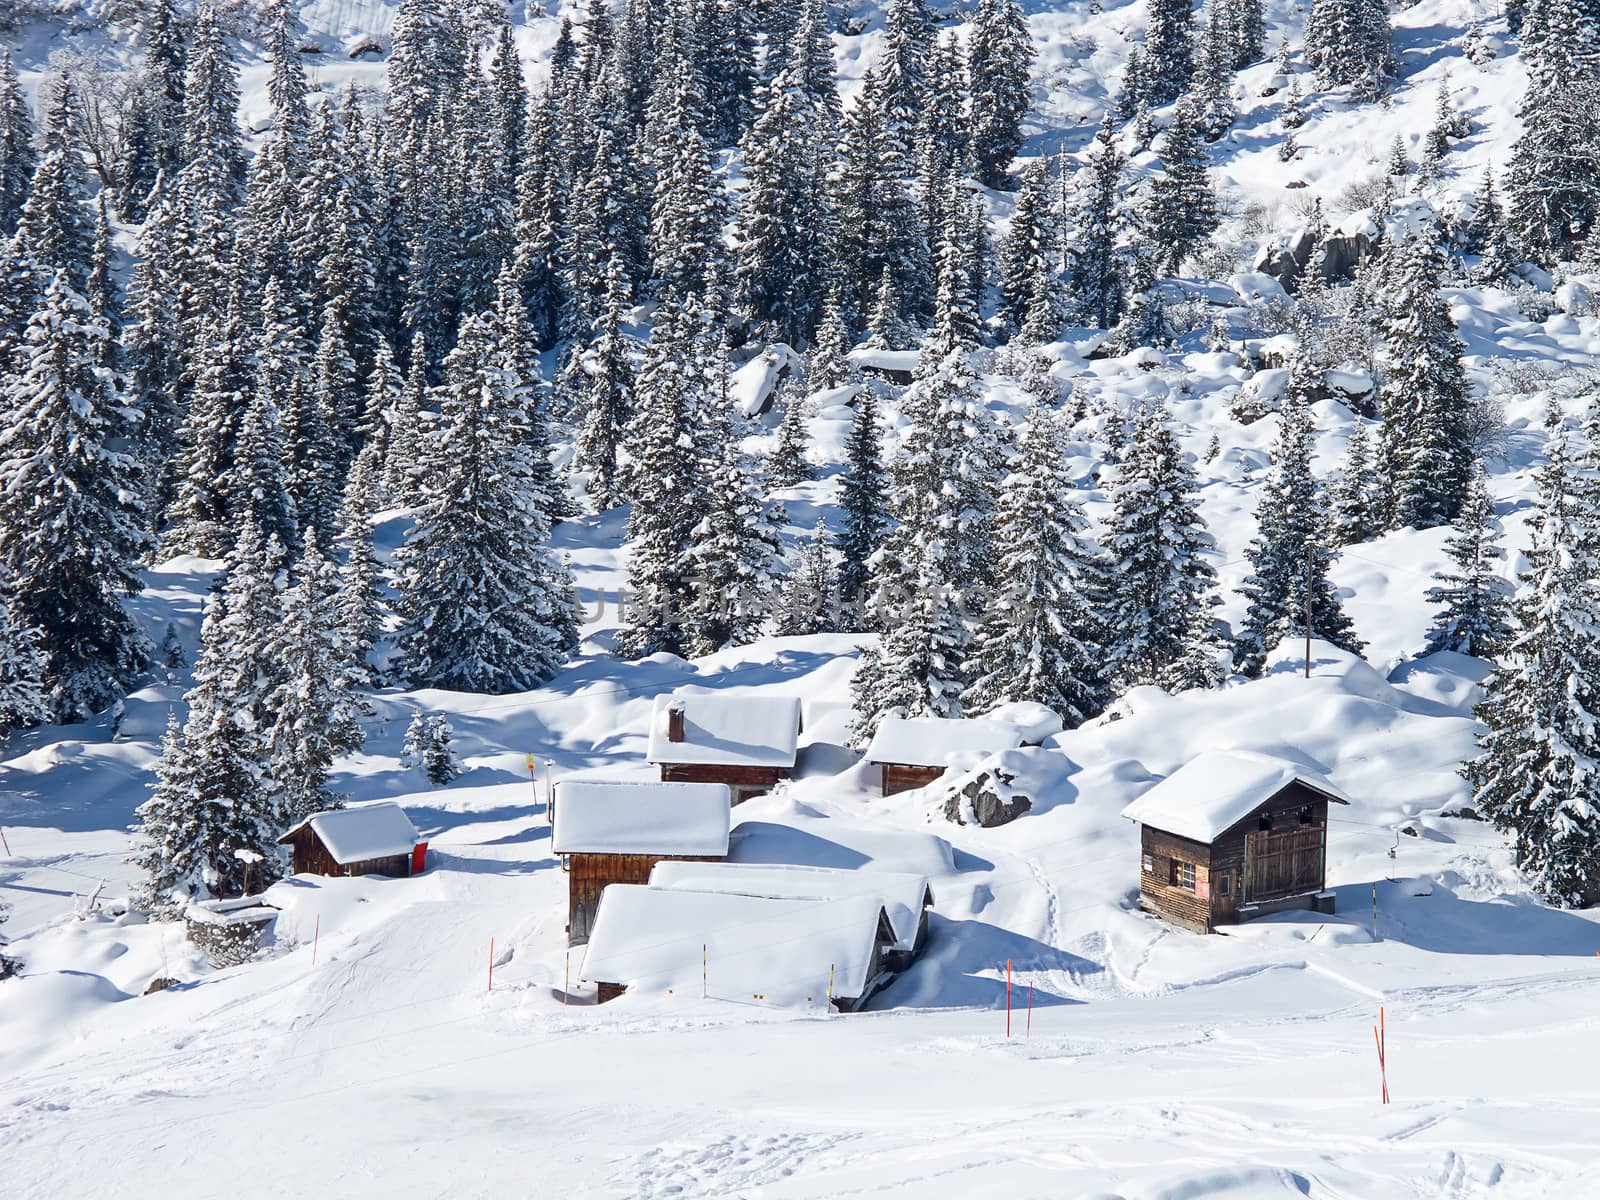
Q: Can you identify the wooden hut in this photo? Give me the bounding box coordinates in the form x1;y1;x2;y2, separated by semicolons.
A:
1120;750;1350;933
646;693;802;803
551;779;732;945
863;717;1025;796
277;803;421;879
647;861;935;970
579;886;901;1011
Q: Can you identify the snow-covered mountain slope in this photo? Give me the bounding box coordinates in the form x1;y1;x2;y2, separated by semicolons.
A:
6;1;1600;1197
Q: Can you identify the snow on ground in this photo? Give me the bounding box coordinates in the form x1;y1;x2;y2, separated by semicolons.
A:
7;1;1600;1195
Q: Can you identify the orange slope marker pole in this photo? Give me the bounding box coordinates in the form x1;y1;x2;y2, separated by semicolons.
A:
1373;1006;1389;1104
488;937;495;994
1006;959;1012;1039
311;914;320;965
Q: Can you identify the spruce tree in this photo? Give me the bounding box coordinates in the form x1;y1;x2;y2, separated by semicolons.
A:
574;252;636;511
835;384;888;622
0;49;36;238
1376;230;1473;530
1101;402;1220;692
1305;0;1393;99
1143;98;1219;275
0;563;47;736
965;403;1103;725
1424;467;1512;659
967;0;1035;188
394;312;571;692
1332;420;1381;545
1466;434;1600;907
777;521;840;637
1233;397;1364;675
18;79;94;291
810;287;855;388
115;0;187;219
0;272;152;721
1069;129;1126;329
999;160;1060;334
769;385;813;487
1145;0;1197;105
682;442;784;656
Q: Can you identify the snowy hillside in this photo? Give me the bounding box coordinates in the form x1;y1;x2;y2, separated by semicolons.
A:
5;0;1600;1196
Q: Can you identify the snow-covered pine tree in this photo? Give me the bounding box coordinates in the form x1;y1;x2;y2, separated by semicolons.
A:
835;384;889;623
574;251;635;511
394;312;571;692
264;535;352;824
1376;229;1473;530
0;562;47;737
1281;78;1307;129
1424;466;1512;659
232;386;297;552
17;79;94;292
735;0;837;343
617;292;715;658
865;266;920;351
1100;402;1220;692
1223;0;1266;68
1505;0;1600;263
810;287;855;388
833;62;928;332
649;63;730;305
114;0;187;219
769;385;813;488
383;339;430;508
0;272;152;722
1332;420;1381;545
1145;0;1197;105
1466;434;1600;907
967;0;1034;188
964;402;1103;725
998;160;1060;335
1232;396;1364;675
1143;97;1219;275
1069;127;1127;329
0;49;34;238
777;520;840;637
335;453;387;699
1305;0;1393;99
1190;5;1238;142
682;440;784;657
403;711;462;784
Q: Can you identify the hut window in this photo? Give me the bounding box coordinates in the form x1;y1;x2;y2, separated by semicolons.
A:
1298;805;1314;826
1258;812;1274;832
1142;853;1154;873
1169;860;1196;891
1217;873;1230;897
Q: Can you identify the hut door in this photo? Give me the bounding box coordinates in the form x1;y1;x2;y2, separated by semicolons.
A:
1244;827;1325;902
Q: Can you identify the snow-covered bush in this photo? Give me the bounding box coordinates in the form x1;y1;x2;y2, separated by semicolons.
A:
403;713;462;786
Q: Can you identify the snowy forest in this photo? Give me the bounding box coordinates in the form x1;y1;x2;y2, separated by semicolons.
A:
7;0;1600;1190
1;0;1598;914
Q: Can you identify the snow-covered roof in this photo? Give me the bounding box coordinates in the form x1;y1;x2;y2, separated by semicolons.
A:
278;803;419;864
551;780;731;856
847;346;920;374
647;862;932;950
579;887;893;1004
864;717;1026;768
646;693;802;768
1119;750;1351;844
729;819;957;877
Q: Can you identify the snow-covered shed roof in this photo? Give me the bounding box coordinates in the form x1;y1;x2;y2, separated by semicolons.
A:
646;693;802;768
552;780;732;856
1119;750;1351;844
278;803;419;864
864;717;1025;768
579;887;893;1005
646;861;932;951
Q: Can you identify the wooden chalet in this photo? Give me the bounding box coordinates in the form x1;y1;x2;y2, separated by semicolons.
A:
579;886;902;1011
277;803;423;879
551;779;732;945
1120;750;1350;933
647;861;935;971
863;717;1025;796
646;693;802;803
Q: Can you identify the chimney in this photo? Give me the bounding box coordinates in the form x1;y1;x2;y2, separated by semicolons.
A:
666;702;686;744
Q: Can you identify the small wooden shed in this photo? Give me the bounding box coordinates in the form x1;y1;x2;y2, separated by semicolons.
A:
551;779;732;945
579;886;901;1010
1120;750;1350;933
863;717;1025;795
277;803;421;879
647;861;935;971
646;693;802;803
